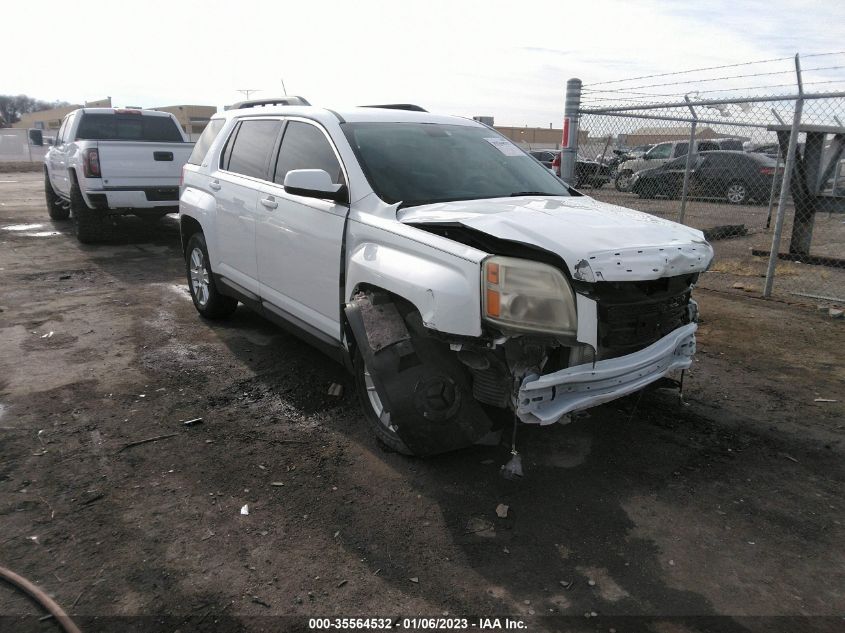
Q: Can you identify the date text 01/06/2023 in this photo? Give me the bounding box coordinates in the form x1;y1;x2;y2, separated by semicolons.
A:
308;617;527;630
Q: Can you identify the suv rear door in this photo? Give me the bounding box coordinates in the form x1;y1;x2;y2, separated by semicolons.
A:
255;119;349;341
213;118;283;294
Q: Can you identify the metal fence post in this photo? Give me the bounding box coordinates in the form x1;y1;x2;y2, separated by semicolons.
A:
763;54;804;298
678;96;698;225
560;78;582;184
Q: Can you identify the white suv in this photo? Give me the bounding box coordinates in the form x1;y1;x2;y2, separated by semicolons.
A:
179;99;713;456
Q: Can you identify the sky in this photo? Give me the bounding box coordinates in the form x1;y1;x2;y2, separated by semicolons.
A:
5;0;845;127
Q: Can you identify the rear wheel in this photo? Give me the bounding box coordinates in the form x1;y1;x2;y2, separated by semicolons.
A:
615;170;634;192
185;232;238;319
725;180;749;204
353;350;412;455
70;176;112;243
45;172;69;220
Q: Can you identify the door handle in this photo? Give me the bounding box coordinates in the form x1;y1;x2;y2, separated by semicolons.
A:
260;196;278;210
209;180;221;191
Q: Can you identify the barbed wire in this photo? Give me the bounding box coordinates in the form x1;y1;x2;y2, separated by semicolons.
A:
583;50;845;88
580;78;845;104
582;65;845;93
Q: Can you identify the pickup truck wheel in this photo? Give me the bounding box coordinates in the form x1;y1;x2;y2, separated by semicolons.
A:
354;351;412;455
70;179;111;243
44;172;69;220
185;233;238;319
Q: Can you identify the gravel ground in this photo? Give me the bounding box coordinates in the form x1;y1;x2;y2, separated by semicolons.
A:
1;172;844;633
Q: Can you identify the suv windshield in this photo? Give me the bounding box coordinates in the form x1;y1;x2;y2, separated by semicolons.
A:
342;122;570;207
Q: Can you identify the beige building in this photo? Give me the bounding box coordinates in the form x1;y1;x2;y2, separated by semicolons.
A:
152;105;217;137
14;98;112;131
495;125;589;149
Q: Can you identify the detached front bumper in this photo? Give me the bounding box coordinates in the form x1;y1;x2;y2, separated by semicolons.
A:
517;322;697;425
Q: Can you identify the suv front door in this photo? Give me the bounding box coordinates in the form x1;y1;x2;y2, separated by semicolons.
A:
256;119;349;342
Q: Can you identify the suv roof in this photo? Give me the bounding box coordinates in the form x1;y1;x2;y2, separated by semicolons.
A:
221;104;477;127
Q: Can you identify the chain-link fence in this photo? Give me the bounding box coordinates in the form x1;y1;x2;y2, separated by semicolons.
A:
570;55;845;309
0;125;203;164
0;128;49;163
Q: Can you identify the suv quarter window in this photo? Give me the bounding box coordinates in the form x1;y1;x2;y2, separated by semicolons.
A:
188;118;225;166
224;119;283;180
273;120;345;186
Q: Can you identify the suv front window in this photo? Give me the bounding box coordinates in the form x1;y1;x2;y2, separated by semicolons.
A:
274;121;344;185
342;122;570;207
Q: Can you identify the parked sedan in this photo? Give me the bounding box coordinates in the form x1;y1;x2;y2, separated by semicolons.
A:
630;151;781;204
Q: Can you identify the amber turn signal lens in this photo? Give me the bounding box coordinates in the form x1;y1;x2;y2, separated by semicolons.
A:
486;262;499;284
486;289;501;317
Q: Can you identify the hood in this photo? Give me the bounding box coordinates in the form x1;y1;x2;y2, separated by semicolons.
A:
397;195;713;282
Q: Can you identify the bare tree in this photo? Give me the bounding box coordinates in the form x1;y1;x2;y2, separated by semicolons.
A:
0;94;71;127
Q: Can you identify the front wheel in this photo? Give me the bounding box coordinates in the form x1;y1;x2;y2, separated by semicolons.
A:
725;181;749;204
185;233;238;319
45;172;69;220
615;170;634;192
353;350;412;455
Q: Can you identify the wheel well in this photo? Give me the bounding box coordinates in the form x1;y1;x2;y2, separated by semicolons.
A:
342;284;422;358
180;215;203;254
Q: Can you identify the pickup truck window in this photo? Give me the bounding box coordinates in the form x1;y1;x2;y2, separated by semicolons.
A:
225;119;282;180
76;113;184;142
273;121;345;185
343;122;570;207
188;118;225;166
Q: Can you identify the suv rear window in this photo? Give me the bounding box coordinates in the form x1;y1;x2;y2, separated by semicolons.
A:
76;113;184;142
224;119;282;180
188;118;225;165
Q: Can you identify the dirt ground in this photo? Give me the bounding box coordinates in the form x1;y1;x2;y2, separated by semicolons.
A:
1;171;844;633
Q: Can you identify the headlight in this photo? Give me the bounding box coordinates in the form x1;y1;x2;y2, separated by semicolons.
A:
482;256;577;336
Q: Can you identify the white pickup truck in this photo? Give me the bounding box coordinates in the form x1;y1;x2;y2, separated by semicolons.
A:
180;100;714;457
43;107;193;242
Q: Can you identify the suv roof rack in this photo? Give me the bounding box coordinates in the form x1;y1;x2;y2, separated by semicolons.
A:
360;104;427;112
228;96;311;110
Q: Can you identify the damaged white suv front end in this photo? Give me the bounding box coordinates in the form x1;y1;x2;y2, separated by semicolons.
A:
395;194;712;432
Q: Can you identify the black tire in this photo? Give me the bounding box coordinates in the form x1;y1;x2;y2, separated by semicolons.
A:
725;180;749;205
353;349;412;455
615;170;634;192
184;232;238;319
70;175;112;243
44;171;69;220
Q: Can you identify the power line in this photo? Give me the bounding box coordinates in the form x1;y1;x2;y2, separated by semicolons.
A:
584;65;845;92
584;50;845;88
582;78;845;102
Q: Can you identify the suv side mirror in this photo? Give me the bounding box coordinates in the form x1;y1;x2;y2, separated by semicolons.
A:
283;169;348;204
